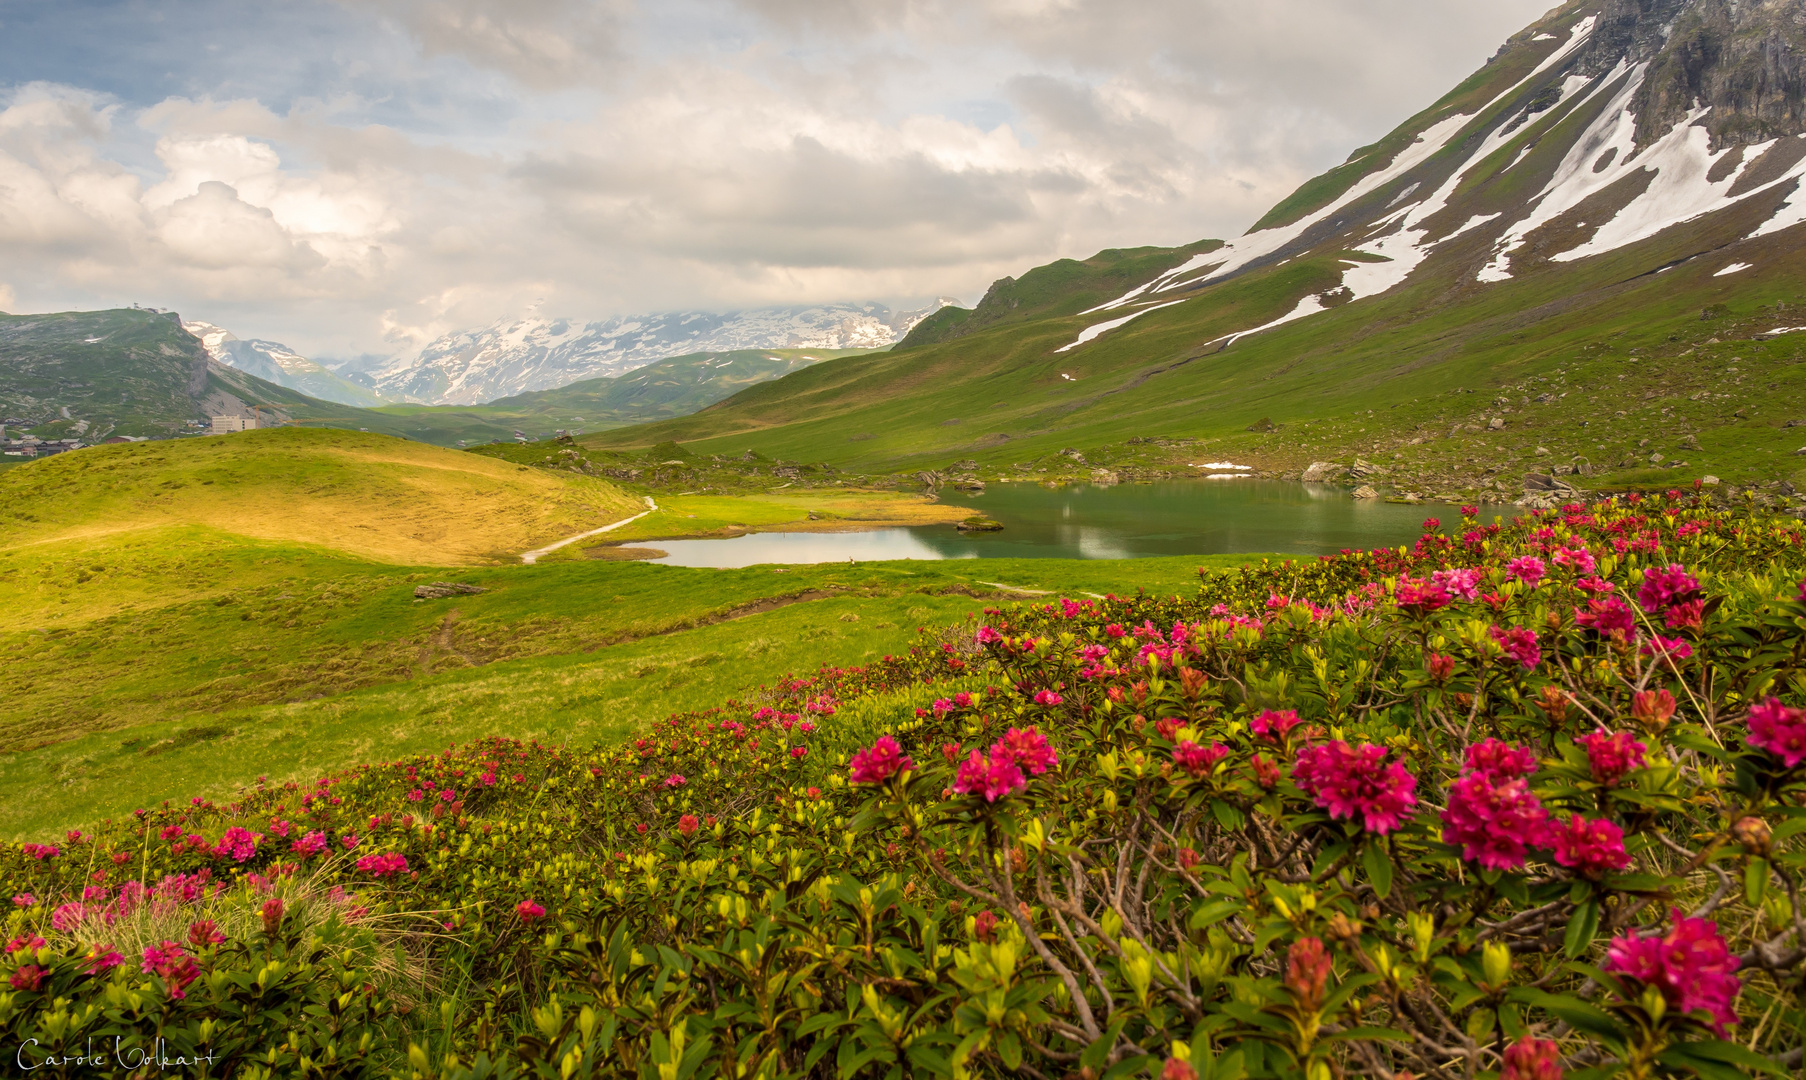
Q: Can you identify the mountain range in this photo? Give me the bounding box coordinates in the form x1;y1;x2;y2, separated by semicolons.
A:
357;301;953;406
182;320;388;409
582;0;1806;497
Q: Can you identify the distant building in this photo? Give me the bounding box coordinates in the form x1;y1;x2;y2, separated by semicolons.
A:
208;415;260;435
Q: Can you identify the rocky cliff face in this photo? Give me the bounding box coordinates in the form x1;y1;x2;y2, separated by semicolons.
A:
1570;0;1806;148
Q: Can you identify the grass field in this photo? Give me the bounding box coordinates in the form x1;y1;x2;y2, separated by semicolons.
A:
0;506;1258;838
0;427;642;565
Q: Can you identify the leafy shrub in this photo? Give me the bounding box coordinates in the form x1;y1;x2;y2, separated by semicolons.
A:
5;490;1806;1078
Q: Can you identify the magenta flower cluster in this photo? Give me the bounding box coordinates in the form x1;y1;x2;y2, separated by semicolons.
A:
1291;741;1417;834
355;852;409;878
1442;740;1550;871
1576;729;1647;785
1746;697;1806;768
954;726;1059;802
1605;909;1742;1033
849;735;916;785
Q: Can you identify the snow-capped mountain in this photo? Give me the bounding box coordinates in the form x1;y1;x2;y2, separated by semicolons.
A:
370;301;953;406
1055;0;1806;354
182;320;389;408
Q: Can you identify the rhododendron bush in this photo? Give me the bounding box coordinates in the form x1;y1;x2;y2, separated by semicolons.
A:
4;492;1806;1078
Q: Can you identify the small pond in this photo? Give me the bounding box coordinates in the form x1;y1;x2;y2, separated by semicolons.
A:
646;480;1518;568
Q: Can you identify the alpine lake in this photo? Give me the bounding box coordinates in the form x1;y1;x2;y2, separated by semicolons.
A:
645;479;1522;568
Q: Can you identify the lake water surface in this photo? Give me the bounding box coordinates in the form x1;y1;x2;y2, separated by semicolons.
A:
647;480;1516;568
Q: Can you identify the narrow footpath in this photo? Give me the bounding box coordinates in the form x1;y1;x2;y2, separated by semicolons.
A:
520;496;659;564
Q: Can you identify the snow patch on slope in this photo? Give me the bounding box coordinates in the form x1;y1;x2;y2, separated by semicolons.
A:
1058;15;1600;351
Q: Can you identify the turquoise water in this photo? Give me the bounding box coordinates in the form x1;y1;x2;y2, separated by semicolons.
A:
647;480;1516;568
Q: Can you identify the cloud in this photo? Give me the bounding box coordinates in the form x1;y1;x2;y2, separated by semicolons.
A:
0;0;1556;357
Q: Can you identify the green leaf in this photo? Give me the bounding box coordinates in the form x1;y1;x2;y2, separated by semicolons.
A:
1564;900;1600;959
1190;898;1244;930
1745;857;1769;907
1661;1039;1789;1078
1361;843;1393;900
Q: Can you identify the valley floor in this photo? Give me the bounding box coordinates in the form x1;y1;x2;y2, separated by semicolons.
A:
0;526;1254;839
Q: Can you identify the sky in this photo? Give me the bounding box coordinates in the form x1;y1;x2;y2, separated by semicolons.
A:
0;0;1556;360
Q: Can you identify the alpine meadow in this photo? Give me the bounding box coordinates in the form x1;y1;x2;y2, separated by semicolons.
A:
8;2;1806;1079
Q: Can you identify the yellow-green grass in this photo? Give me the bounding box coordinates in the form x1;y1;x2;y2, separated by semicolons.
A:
0;426;642;566
0;537;1263;838
559;490;979;556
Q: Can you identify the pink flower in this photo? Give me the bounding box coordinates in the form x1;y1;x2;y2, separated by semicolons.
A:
1746;697;1806;768
1430;567;1481;601
1251;754;1281;789
1394;575;1451;612
1465;738;1539;783
141;941;200;999
1490;625;1542;669
50;903;86;932
953;692;974;707
790;746;807;759
953;750;1027;802
1173;740;1230;778
6;934;46;954
82;945;124;975
1250;708;1303;743
1426;653;1455;681
1663;600;1704;630
355;852;409;878
1574;596;1636;638
210;826;261;863
291;831;328;858
1605;909;1742;1033
1549;815;1632;877
1284;937;1332;1011
1552;545;1596;574
10;964;47;991
1640;635;1693;661
849;735;916;784
188;920;225;947
11;894;34;909
993;726;1059;776
1442;772;1551;871
1637;564;1700;614
340;834;360;850
1506;556;1546;586
1500;1036;1563;1080
407;789;424;802
678;814;699;835
932;698;955;715
516;899;546;922
663;774;687;788
21;844;59;861
1032;689;1064;707
976;626;1003;644
261;898;285;935
1576;730;1646;785
1291;741;1418;835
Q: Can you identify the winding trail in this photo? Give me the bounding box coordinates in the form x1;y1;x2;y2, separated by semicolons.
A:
521;496;658;565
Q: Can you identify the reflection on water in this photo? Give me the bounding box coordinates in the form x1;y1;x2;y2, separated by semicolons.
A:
648;480;1519;568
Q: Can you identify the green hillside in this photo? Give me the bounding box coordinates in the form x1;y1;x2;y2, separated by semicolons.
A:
0;426;641;564
582;1;1806;499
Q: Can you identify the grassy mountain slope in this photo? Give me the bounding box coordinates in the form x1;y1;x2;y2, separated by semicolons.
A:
0;309;427;440
894;242;1222;348
585;1;1806;496
0;426;642;564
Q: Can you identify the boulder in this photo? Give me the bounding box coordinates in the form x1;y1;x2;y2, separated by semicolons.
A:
1679;434;1702;451
1488;418;1506;430
1702;475;1721;486
1351;485;1379;499
1522;473;1556;492
415;582;486;600
1300;461;1340;482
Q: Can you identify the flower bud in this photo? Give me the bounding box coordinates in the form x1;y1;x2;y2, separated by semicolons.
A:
1482;941;1512;988
1630;689;1676;731
1732;816;1772;856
